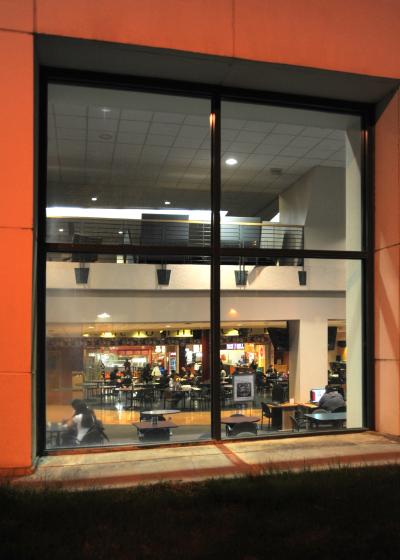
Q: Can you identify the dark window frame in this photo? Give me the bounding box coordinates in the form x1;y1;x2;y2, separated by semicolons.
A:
36;67;374;454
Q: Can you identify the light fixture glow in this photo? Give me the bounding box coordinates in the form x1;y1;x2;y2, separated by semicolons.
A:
118;231;123;235
101;107;111;113
91;197;98;202
226;158;238;166
164;201;171;205
100;331;115;338
88;326;95;329
97;312;110;319
58;228;64;232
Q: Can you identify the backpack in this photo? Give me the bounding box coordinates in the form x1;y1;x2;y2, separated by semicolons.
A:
80;417;109;445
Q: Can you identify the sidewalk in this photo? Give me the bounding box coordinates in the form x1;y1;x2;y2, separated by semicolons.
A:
10;431;400;490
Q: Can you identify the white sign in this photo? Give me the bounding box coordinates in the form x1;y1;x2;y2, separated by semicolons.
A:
233;374;255;402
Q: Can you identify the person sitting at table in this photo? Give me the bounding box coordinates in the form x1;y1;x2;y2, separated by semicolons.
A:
151;363;162;380
142;363;151;383
318;385;346;412
61;399;96;446
109;366;119;384
169;373;185;406
122;371;132;387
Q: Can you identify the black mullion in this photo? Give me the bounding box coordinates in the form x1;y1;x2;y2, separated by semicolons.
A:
362;114;375;429
43;66;371;117
45;243;212;257
210;97;221;440
219;248;366;260
36;69;48;456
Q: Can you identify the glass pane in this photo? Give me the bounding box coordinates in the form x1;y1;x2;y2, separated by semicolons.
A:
46;84;211;247
45;253;211;448
221;101;361;251
220;258;363;438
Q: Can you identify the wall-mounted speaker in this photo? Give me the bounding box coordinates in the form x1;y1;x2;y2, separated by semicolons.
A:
234;270;248;286
74;267;90;284
157;269;171;285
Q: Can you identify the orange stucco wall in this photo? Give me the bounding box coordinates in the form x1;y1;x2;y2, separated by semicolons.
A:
0;29;33;469
375;91;400;435
1;0;400;469
2;1;400;78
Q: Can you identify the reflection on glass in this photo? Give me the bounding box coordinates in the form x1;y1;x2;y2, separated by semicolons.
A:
46;84;211;247
220;258;363;438
45;254;211;448
221;101;361;251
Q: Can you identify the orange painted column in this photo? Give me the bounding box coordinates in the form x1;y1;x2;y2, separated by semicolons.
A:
374;91;400;435
0;27;34;471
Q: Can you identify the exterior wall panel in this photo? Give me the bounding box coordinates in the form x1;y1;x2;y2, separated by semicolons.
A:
35;0;400;79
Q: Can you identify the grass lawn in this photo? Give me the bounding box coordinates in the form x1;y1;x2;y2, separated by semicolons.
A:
1;465;400;559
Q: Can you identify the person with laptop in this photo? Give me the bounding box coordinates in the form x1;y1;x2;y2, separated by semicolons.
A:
318;385;345;412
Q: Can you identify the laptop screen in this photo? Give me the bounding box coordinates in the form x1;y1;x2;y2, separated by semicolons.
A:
310;388;325;403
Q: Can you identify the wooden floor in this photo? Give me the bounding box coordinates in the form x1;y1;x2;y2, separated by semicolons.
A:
46;404;263;426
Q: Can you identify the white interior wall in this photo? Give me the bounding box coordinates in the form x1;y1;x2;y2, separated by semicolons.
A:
46;260;346;292
279;166;346;250
345;129;363;427
46;292;345;324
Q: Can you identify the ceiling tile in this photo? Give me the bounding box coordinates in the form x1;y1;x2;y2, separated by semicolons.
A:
184;115;209;126
228;142;258;154
57;128;87;141
88;106;120;119
274;123;304;135
290;136;320;149
117;131;147;144
146;134;176;147
55;115;86;129
153;112;185;124
317;139;343;151
174;137;203;149
121;108;153;121
263;133;295;146
119;120;149;133
243;121;275;133
88;118;119;132
302;126;332;138
222;118;246;130
149;122;181;136
54;103;86;117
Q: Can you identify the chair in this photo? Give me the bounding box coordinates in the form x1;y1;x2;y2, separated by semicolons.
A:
290;411;307;432
225;414;257;437
333;405;347;413
261;402;273;430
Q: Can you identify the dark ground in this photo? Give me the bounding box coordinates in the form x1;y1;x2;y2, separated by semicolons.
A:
1;465;400;559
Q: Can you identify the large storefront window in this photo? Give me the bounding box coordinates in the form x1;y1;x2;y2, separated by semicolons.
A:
42;77;368;450
45;253;211;448
219;258;362;437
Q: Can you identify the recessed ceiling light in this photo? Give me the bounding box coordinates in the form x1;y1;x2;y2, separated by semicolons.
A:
91;197;98;202
58;228;64;232
164;201;171;205
226;158;238;166
82;334;89;337
118;231;123;235
101;107;111;113
97;312;110;319
88;326;95;329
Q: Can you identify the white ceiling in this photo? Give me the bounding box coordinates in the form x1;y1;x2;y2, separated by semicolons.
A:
47;85;360;217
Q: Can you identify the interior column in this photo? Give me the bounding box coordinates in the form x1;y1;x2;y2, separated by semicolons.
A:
289;319;328;403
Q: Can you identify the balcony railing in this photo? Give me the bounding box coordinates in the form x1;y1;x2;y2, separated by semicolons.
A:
46;216;304;252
